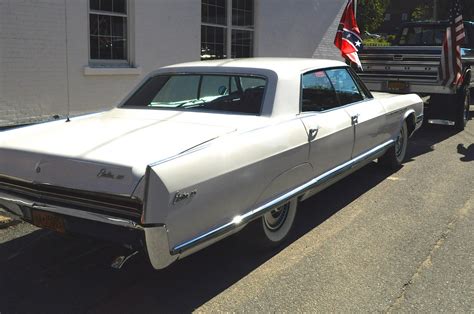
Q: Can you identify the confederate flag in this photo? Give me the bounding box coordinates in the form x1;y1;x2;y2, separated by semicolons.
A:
334;0;363;69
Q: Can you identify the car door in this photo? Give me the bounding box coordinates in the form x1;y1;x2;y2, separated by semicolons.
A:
326;67;388;158
299;69;354;177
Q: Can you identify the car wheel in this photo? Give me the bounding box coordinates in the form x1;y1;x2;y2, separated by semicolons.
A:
379;121;408;169
248;198;298;248
455;88;470;131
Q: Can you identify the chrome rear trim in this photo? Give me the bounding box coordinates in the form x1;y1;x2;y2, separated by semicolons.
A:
0;175;142;220
171;139;395;254
0;193;143;230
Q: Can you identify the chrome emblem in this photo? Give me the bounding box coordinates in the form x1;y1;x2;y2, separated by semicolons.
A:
35;166;41;173
173;190;197;204
97;168;125;180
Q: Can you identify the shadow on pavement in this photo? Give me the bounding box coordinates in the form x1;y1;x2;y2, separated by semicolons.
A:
456;144;474;162
405;122;460;162
0;162;397;314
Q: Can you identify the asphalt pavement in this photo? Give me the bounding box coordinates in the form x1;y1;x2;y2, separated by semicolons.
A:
0;114;473;313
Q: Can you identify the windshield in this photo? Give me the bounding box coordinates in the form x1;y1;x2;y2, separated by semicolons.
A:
121;74;267;115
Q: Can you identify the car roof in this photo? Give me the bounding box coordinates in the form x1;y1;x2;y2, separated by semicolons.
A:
162;58;347;76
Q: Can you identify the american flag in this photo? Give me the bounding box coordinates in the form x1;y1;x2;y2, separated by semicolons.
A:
334;0;363;69
440;0;465;87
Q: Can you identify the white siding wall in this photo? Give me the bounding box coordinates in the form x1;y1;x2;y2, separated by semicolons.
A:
0;0;345;126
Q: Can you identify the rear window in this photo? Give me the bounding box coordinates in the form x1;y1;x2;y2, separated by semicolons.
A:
398;25;469;47
121;74;267;115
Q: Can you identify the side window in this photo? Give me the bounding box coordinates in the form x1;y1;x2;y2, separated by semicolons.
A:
326;68;364;106
301;70;338;112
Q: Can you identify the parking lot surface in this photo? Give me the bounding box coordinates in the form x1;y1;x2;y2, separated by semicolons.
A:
1;115;473;313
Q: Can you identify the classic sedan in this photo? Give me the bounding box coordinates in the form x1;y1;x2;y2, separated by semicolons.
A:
0;58;423;269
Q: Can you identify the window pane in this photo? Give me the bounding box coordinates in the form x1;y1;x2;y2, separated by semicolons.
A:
98;37;112;59
111;16;125;37
152;76;201;104
98;15;111;35
231;30;253;58
100;0;113;12
201;25;226;60
89;1;127;61
123;74;266;115
232;0;253;27
200;75;230;98
326;68;363;105
202;0;226;25
90;0;100;11
90;36;99;59
90;14;98;35
301;71;338;112
111;38;126;59
113;0;126;13
240;77;265;90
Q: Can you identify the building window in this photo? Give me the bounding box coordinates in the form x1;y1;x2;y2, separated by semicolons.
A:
89;0;128;62
201;0;254;60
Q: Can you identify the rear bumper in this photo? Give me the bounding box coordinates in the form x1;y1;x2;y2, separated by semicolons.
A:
0;192;178;269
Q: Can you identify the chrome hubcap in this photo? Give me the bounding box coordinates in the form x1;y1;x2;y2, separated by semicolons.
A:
395;126;405;158
263;202;290;231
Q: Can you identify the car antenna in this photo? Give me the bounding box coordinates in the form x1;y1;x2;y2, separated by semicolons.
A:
64;0;71;123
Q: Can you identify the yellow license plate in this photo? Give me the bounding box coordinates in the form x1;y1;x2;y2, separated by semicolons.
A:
387;81;408;91
31;210;65;233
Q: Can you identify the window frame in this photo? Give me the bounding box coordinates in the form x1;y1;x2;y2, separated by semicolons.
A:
201;0;255;60
88;0;132;66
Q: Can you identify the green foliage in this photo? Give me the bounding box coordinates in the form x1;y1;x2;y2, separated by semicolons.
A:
411;4;432;21
363;37;391;46
357;0;390;33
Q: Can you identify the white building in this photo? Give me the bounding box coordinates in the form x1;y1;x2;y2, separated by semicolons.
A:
0;0;346;126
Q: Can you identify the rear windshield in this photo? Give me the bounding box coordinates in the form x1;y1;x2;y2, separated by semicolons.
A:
121;74;267;115
397;25;469;47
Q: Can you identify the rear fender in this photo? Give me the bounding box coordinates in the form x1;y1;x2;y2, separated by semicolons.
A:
254;163;313;207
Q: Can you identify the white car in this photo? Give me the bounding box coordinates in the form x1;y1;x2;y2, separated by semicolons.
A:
0;58;423;269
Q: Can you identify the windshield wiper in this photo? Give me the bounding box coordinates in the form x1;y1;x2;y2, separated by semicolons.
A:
175;99;206;108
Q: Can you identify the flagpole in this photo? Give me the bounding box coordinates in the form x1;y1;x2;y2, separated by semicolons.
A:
354;0;357;18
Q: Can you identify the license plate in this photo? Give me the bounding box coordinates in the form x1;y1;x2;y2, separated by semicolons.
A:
31;210;65;233
387;81;408;91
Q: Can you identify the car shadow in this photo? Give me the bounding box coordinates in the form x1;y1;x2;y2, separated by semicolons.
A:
404;121;460;162
0;162;397;314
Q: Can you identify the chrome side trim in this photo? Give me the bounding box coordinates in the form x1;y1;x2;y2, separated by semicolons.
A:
171;139;395;254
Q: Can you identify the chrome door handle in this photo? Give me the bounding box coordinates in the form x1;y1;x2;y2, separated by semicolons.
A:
351;114;359;125
308;128;318;141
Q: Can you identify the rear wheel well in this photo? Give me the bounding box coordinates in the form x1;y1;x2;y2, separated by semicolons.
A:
406;113;416;137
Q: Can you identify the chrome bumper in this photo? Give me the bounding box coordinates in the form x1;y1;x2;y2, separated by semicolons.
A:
0;192;177;270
